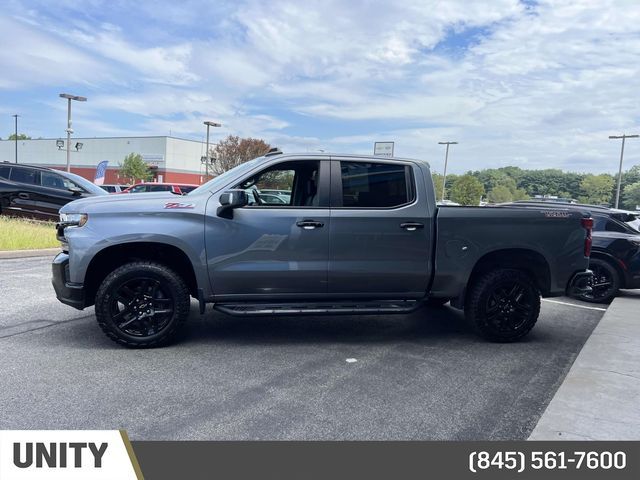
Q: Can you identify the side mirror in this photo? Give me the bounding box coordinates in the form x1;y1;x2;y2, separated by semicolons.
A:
217;190;248;218
68;186;83;196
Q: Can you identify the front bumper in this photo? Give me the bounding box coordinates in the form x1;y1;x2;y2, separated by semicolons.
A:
52;252;86;310
566;269;593;297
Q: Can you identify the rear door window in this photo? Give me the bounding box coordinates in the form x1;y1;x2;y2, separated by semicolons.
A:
0;165;10;179
339;161;413;208
9;167;38;185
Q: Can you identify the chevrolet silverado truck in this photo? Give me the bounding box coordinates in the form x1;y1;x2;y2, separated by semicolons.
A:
52;151;593;348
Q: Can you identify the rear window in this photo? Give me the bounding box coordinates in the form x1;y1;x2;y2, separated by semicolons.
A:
149;184;172;192
593;215;629;233
340;161;413;208
10;167;38;185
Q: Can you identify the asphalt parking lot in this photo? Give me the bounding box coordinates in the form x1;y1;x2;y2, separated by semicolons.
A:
0;256;606;440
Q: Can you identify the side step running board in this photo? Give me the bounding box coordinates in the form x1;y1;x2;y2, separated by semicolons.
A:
214;300;420;316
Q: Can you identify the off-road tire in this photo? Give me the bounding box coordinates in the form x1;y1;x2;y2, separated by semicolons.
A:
95;262;190;348
465;269;541;342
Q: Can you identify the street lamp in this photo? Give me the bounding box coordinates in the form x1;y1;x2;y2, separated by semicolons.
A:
12;114;19;163
438;141;458;201
203;121;221;178
609;134;639;208
59;93;87;172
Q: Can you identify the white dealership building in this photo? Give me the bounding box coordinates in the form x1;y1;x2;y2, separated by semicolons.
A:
0;136;213;184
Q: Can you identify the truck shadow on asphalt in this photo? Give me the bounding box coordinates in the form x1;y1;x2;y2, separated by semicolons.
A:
55;303;554;350
177;304;482;346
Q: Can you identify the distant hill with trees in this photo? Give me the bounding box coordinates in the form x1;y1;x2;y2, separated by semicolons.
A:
433;164;640;209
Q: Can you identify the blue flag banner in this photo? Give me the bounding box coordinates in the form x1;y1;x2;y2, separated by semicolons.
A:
94;160;109;185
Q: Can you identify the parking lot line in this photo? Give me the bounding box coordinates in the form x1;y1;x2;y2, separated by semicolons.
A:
542;298;607;312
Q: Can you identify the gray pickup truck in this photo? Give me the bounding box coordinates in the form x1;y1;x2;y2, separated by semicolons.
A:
52;151;593;348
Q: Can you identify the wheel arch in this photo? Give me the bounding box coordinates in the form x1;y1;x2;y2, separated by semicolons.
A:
84;242;198;307
589;250;626;288
468;248;552;296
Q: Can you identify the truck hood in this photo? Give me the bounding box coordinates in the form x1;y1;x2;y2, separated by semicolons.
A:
60;192;198;214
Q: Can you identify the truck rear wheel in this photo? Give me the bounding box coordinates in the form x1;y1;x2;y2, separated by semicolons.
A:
95;262;191;348
465;269;540;342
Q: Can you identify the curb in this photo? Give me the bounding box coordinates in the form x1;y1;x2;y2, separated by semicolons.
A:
529;291;640;440
0;248;61;259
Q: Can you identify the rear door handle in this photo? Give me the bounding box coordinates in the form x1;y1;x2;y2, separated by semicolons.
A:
18;193;30;200
296;219;324;230
400;222;424;231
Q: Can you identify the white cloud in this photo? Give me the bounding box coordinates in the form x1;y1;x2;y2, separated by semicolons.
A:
1;0;639;173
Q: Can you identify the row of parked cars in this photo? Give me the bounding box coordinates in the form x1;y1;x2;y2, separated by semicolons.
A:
0;162;198;221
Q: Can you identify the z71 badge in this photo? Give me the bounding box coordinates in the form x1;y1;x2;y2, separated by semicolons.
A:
164;202;195;209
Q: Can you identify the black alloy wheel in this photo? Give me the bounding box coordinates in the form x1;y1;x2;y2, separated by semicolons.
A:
95;262;190;348
465;269;541;342
576;258;620;304
110;277;174;337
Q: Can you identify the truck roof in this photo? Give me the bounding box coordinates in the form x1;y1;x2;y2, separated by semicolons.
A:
260;152;430;167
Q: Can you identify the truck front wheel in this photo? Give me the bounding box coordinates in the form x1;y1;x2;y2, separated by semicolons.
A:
95;262;191;348
465;269;540;342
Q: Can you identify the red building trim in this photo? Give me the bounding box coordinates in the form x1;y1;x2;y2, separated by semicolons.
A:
48;166;207;185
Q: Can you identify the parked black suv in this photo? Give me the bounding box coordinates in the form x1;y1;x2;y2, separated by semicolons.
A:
0;162;107;221
503;201;640;302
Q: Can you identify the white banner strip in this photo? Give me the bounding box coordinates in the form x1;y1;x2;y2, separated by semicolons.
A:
0;430;141;480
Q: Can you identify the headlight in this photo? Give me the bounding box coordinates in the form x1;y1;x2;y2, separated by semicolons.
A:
59;213;88;227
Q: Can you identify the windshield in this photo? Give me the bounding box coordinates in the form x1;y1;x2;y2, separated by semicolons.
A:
188;156;265;196
58;170;108;195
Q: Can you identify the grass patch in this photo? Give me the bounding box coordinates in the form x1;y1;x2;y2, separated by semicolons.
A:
0;216;59;251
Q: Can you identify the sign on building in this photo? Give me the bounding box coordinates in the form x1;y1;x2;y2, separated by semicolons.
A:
141;154;165;166
374;142;394;157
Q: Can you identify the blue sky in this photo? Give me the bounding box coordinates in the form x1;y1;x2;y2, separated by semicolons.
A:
1;0;639;174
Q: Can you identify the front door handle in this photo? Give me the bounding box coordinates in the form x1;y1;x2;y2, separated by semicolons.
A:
296;219;324;230
400;222;424;231
18;192;30;200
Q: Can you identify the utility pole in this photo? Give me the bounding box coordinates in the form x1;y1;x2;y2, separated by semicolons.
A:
12;114;19;163
59;93;87;172
438;141;458;201
203;121;221;179
609;134;639;208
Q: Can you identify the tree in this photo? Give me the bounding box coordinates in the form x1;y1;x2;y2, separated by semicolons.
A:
211;135;271;175
431;173;445;199
119;153;153;182
7;133;31;140
450;174;485;206
487;185;513;203
623;181;640;209
579;174;615;205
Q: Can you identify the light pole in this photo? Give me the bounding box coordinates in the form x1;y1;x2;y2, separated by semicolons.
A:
438;141;458;201
609;134;639;208
59;93;87;172
203;121;221;178
12;114;19;163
